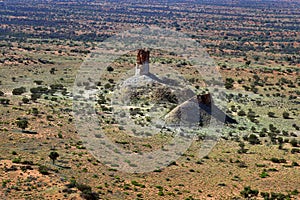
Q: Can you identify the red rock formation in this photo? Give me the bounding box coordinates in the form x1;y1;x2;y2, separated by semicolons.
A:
197;93;212;105
137;49;150;65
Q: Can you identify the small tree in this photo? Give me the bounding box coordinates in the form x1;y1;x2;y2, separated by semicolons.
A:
49;151;59;164
16;119;29;132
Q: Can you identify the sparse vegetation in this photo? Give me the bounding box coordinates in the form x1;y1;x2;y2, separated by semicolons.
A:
0;0;299;199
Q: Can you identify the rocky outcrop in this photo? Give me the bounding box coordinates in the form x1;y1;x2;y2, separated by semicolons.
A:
165;93;237;127
135;49;150;76
136;49;150;65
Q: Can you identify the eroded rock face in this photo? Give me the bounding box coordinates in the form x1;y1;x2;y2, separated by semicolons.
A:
197;93;212;105
136;49;150;76
137;49;150;64
165;93;237;127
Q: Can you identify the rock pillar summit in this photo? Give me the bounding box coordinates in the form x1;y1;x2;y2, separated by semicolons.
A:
135;49;150;76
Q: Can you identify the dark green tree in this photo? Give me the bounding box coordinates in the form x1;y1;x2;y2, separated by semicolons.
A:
49;151;59;164
16;119;29;132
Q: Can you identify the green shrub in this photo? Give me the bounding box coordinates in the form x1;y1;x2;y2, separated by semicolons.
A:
22;97;30;104
290;139;298;147
12;157;21;163
2;179;10;188
291;148;300;154
267;112;275;118
16;119;29;131
106;66;114;72
240;186;259;198
38;165;49;175
270;158;286;163
282;111;290;119
77;183;99;200
237;110;246;116
58;132;63;138
292;162;299;167
131;180;145;188
12;87;26;95
0;98;9;105
158;190;164;196
225;78;234;89
248;134;260;145
34;80;43;85
291;189;299;195
260;170;269;178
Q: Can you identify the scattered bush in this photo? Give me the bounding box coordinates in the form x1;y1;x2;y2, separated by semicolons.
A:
267;112;275;118
131;180;145;188
34;80;43;85
38;165;49;175
282;111;290;119
225;78;234;89
0;98;10;105
12;87;26;95
76;183;99;200
248;134;260;145
290;139;298;147
22;97;30;104
291;148;300;154
260;170;269;178
240;186;259;198
16;119;29;131
107;66;114;72
12;157;21;163
237;110;246;116
270;158;286;163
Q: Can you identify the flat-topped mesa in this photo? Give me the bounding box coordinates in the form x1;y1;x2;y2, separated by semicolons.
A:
135;49;150;76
